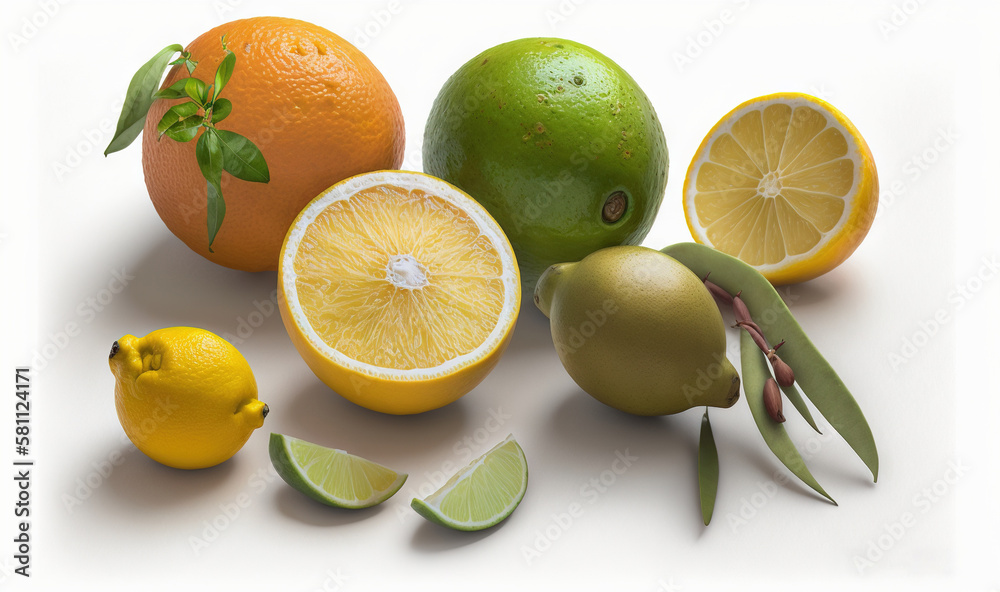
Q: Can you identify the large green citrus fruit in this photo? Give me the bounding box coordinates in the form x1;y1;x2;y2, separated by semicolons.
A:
423;38;669;294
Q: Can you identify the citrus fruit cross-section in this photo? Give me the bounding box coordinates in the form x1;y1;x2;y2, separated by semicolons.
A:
278;171;521;415
683;93;878;285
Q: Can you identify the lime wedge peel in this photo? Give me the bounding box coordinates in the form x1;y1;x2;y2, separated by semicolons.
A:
411;433;528;531
269;433;407;509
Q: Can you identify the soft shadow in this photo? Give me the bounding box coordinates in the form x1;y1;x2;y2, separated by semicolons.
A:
278;379;472;466
543;389;693;466
782;265;857;309
723;435;838;505
507;301;555;353
101;444;238;509
116;231;279;329
409;513;510;552
274;486;387;526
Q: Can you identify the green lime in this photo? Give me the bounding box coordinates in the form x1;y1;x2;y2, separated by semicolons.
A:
268;433;407;509
411;434;528;531
423;37;669;293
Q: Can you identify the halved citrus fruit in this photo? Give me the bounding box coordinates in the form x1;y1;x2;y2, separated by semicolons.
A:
269;433;407;509
278;171;520;415
411;434;528;531
683;93;878;285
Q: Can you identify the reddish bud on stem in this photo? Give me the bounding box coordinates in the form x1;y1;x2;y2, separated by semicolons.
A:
702;273;734;306
763;378;785;423
770;355;795;387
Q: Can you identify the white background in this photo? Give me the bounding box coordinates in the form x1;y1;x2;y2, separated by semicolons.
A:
1;0;996;590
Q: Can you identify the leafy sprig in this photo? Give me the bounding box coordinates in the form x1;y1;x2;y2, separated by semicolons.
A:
105;36;269;251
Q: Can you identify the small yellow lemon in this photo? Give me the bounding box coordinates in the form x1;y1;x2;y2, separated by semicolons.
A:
109;327;268;469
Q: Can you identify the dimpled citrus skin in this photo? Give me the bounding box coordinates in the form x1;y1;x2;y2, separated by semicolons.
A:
534;246;740;416
109;327;267;469
423;38;668;292
142;17;405;271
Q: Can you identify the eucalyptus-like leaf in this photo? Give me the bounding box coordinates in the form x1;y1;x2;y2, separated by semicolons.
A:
184;77;207;105
152;78;189;100
214;52;236;100
104;43;183;156
156;102;200;138
211;98;233;123
780;381;822;434
662;242;878;482
163;115;203;143
215;130;269;183
740;331;835;504
185;59;197;74
698;409;719;526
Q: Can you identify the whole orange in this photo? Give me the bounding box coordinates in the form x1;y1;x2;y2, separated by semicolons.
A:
142;17;405;271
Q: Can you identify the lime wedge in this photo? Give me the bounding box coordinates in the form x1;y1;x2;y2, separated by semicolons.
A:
411;434;528;531
268;433;407;509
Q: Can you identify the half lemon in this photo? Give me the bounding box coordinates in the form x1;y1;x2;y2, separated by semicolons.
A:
278;171;520;415
683;93;878;285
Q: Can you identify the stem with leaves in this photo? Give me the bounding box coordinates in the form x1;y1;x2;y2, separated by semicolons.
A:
105;36;269;251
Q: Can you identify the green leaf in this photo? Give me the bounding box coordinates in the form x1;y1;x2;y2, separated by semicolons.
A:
661;242;879;482
104;43;184;156
214;52;236;100
215;129;269;183
211;98;232;123
698;410;719;526
163;115;203;143
156;102;200;138
185;59;197;75
184;77;207;105
780;381;822;434
197;130;226;250
152;78;189;100
740;330;836;504
205;177;225;251
195;128;224;182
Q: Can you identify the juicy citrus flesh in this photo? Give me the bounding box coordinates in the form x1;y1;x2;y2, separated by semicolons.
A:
279;171;520;414
294;184;506;371
423;37;668;291
684;93;877;284
269;434;406;508
109;327;266;469
143;17;405;271
411;434;528;530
